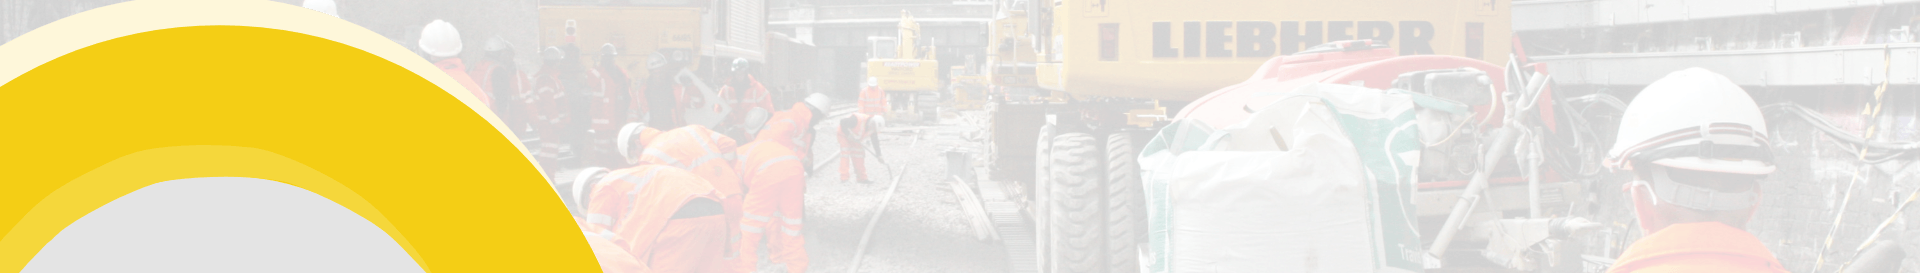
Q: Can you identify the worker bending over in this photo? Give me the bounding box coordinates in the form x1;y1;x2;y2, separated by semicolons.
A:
858;77;888;116
1603;68;1787;273
636;125;745;268
838;113;883;183
758;94;830;171
733;124;812;272
552;166;648;273
586;43;635;167
417;19;491;108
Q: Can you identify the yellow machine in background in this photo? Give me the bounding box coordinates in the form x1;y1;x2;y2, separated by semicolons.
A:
968;0;1514;272
949;64;988;110
865;11;942;122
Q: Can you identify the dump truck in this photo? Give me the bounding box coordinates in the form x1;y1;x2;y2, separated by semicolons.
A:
951;0;1632;272
865;12;942;123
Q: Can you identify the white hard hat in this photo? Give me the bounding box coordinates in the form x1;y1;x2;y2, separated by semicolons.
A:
742;108;772;135
1607;68;1774;175
617;122;647;165
541;46;565;61
302;0;338;18
480;34;510;51
867;77;879;87
804;93;831;112
419;20;463;58
568;167;610;214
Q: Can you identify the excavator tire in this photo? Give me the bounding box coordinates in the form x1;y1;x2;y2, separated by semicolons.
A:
1032;124;1054;272
1104;133;1144;273
1045;132;1105;272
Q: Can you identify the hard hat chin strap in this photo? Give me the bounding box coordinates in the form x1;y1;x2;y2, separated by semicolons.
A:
1646;167;1759;211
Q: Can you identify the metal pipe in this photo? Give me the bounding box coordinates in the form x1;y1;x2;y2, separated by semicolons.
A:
1526;132;1543;218
1426;127;1519;259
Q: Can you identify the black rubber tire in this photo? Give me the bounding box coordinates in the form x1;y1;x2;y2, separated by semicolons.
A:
1104;133;1145;273
1046;132;1106;273
1033;124;1055;273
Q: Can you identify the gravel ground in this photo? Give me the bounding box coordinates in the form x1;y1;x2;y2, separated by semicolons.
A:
779;104;1013;273
747;104;1006;272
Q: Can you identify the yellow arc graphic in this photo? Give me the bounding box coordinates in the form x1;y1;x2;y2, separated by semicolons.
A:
0;1;597;272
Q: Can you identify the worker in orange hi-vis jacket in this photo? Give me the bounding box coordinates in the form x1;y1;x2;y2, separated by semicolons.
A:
585;43;636;168
857;77;888;116
837;113;884;184
556;166;652;273
1602;68;1788;273
733;120;812;273
635;125;745;269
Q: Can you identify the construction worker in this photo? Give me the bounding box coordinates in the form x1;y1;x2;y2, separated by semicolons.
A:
643;51;687;129
858;77;888;116
588;43;633;167
617;122;662;167
1602;68;1787;273
758;94;831;170
733;126;811;273
419;19;492;108
301;0;337;18
464;35;526;135
552;166;648;273
636;125;745;266
533;46;568;178
720;58;775;139
583;164;728;272
838;113;884;183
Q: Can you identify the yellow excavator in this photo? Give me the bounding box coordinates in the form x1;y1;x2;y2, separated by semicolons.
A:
865;11;941;123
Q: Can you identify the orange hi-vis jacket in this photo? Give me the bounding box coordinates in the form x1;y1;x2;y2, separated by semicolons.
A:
636;125;745;264
721;75;776;129
584;230;644;273
583;165;726;272
587;66;632;167
733;141;810;273
838;113;876;182
756;102;816;162
858;85;888;115
434;57;492;108
1606;222;1789;273
533;67;568;178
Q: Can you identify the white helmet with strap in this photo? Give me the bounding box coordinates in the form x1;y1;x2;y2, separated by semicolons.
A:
1608;68;1773;211
804;93;831;113
742;108;772;135
419;20;463;58
480;34;510;51
567;167;610;215
617;122;648;165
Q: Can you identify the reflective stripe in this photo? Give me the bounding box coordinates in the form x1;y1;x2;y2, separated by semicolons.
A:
586;213;618;227
782;216;803;225
756;155;801;174
740;224;766;234
781;227;801;236
742;212;773;223
596;230;618;241
617;167;668;215
642;148;682;167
